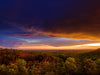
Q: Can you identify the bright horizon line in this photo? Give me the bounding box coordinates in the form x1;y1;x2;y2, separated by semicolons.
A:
0;43;100;50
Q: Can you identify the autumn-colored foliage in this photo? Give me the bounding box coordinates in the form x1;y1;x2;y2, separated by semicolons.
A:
0;48;100;75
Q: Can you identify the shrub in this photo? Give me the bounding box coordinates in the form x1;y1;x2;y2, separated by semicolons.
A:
83;59;97;75
65;57;78;74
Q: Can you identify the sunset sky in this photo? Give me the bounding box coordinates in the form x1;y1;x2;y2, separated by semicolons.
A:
0;0;100;50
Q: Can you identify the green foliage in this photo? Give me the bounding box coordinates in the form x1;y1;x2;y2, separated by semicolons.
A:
55;63;66;75
66;57;76;63
65;57;77;71
83;59;97;74
95;59;100;71
7;64;18;75
0;64;7;71
16;59;26;66
0;64;8;75
95;59;100;65
42;62;51;73
0;49;100;75
45;71;55;75
15;59;28;75
30;65;42;75
19;66;28;75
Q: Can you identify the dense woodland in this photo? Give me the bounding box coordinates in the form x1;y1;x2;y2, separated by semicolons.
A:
0;48;100;75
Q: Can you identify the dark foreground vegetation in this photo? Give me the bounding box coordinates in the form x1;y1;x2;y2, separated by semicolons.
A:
0;48;100;75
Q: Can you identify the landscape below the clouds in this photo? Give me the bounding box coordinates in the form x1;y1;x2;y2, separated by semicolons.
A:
0;48;100;75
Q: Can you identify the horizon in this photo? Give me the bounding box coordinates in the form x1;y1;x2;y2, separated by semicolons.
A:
0;47;99;51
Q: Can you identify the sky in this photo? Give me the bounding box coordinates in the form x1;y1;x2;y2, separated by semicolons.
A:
0;0;100;50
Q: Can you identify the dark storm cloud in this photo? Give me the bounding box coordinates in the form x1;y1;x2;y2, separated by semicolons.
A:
40;9;100;40
0;0;100;40
5;32;37;37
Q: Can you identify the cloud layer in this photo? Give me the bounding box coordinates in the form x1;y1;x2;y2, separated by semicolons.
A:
0;0;100;49
0;0;100;40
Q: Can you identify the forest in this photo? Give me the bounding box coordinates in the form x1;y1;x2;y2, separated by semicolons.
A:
0;48;100;75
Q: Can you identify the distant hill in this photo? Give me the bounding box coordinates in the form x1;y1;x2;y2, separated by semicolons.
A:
79;48;100;60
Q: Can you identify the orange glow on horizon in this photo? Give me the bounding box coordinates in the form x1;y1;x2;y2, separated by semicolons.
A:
16;43;100;50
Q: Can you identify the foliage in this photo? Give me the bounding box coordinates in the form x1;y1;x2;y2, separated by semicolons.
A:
95;59;100;72
7;64;18;75
65;57;78;74
82;59;97;75
45;71;55;75
0;48;100;75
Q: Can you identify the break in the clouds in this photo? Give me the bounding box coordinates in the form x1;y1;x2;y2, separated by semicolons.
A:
0;0;100;49
20;38;100;47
